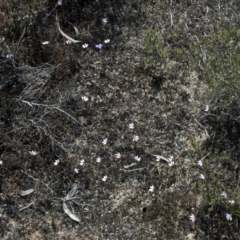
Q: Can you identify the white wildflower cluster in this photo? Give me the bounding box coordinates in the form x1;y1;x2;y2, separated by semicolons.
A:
133;135;139;142
129;123;134;129
221;191;227;199
168;155;174;167
102;175;107;182
225;213;232;221
79;159;85;166
204;105;209;112
82;43;88;48
29;150;37;156
199;174;205;180
54;159;60;166
189;213;195;222
104;39;110;44
102;18;107;24
81;96;89;102
42;41;49;45
134;156;141;161
149;185;154;192
102;138;108;145
197;160;203;167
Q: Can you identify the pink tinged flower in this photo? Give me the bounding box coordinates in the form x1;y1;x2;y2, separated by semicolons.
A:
189;214;195;222
0;160;3;165
205;105;209;112
95;43;103;49
54;159;60;166
74;168;79;173
104;39;110;44
79;159;84;166
198;160;203;167
221;191;227;199
29;150;37;156
102;175;107;182
102;18;107;24
133;135;139;142
129;123;134;129
82;43;88;48
102;138;108;145
149;185;154;192
81;96;89;102
226;213;232;221
96;157;101;163
134;156;141;161
115;152;121;159
199;174;205;180
66;40;72;45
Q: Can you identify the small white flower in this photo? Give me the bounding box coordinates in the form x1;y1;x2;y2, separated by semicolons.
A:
102;18;107;24
129;123;134;129
229;200;235;205
221;191;227;199
79;159;85;166
96;157;101;163
102;138;108;145
226;213;232;221
199;174;205;180
42;41;49;45
168;155;174;166
74;168;79;173
149;185;154;192
0;160;3;165
66;40;72;45
168;160;174;167
82;43;88;48
29;150;37;156
6;54;13;59
134;156;141;161
104;39;110;44
54;159;60;166
198;160;203;167
102;175;107;182
115;152;121;159
205;105;209;112
133;135;139;142
189;213;195;222
81;96;89;102
57;0;62;5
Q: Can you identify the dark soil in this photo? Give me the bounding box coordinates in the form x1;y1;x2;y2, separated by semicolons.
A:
1;0;240;239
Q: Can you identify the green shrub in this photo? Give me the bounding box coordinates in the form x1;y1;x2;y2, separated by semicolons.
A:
193;28;240;104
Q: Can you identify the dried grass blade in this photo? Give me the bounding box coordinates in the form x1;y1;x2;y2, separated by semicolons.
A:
63;201;80;222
